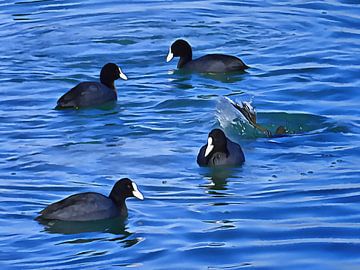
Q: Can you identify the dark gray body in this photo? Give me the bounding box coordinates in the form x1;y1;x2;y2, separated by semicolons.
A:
183;54;248;73
197;138;245;167
39;192;125;221
56;82;117;109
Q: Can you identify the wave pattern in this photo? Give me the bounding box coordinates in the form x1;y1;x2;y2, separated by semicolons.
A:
0;0;359;269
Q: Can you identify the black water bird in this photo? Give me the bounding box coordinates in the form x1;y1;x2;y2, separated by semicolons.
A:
37;178;143;221
197;129;245;167
56;63;127;109
166;39;248;73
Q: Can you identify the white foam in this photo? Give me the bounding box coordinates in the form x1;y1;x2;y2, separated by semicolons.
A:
216;96;253;128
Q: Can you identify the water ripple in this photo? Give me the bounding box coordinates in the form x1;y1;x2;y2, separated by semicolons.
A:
0;0;360;269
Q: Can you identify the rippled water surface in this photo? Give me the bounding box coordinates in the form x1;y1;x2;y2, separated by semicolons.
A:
1;0;360;269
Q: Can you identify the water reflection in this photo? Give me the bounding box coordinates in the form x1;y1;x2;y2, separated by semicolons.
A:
57;233;143;249
37;217;129;235
39;217;145;248
204;219;237;231
169;68;247;84
201;71;248;83
167;70;194;90
54;101;118;111
200;168;238;196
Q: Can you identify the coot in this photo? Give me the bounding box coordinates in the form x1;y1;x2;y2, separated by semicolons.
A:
38;178;143;221
197;129;245;167
56;63;127;109
166;39;248;73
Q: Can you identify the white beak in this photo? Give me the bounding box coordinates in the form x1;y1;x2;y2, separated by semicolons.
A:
132;182;144;200
204;137;214;157
119;68;128;80
166;48;174;62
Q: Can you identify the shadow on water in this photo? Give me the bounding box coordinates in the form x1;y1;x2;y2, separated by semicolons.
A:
167;70;194;90
169;68;247;86
216;96;345;139
52;103;122;122
36;218;143;248
201;70;248;84
37;216;130;235
54;101;118;112
199;167;240;196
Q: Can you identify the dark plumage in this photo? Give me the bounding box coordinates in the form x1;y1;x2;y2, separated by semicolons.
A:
197;129;245;167
38;178;143;221
166;39;249;73
56;63;127;109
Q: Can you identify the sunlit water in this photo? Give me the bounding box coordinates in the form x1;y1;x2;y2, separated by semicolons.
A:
0;0;360;269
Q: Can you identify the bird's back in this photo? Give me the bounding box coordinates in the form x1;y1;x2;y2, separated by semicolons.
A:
39;192;120;221
56;82;117;109
226;139;245;165
186;54;248;73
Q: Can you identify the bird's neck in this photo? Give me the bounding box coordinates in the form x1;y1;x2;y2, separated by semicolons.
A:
109;192;126;207
117;201;128;216
101;79;116;90
178;54;192;68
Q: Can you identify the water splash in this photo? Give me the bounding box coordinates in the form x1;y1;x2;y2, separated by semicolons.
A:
216;96;332;139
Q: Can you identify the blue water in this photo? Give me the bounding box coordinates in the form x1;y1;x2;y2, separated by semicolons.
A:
1;0;360;269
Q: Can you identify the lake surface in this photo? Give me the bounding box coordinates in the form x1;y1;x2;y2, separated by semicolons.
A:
1;0;360;269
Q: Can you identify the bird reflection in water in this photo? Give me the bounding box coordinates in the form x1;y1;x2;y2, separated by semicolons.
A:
38;216;125;235
37;217;142;248
201;168;238;196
